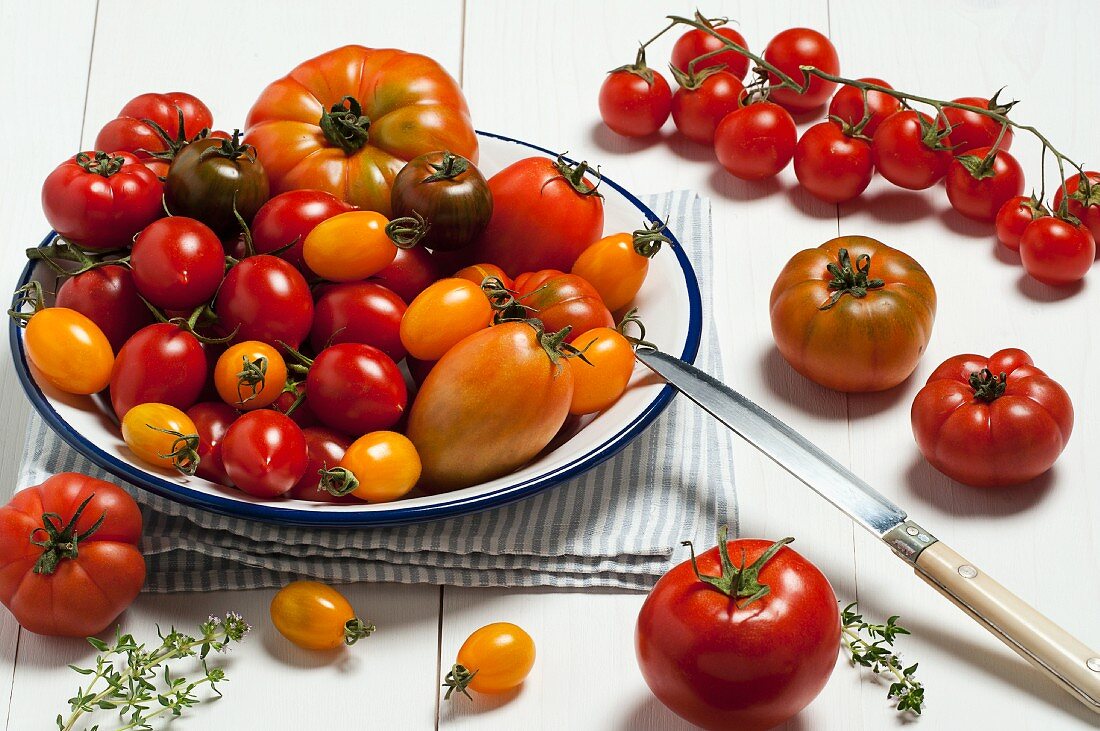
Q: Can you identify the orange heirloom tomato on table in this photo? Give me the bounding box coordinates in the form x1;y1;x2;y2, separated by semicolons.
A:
0;473;145;637
270;580;374;650
244;45;477;215
770;236;936;392
121;402;201;475
407;321;576;492
514;272;614;343
302;210;409;282
911;348;1073;487
444;622;536;700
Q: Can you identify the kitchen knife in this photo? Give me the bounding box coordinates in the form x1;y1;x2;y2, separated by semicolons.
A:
634;346;1100;713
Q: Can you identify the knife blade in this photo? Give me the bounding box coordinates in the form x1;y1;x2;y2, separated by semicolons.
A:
635;346;1100;713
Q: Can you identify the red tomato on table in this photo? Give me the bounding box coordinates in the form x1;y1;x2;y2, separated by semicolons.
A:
911;348;1073;487
515;273;613;343
221;411;308;498
793;120;874;203
827;77;900;136
941;96;1014;154
0;473;145;637
872;110;953;190
56;265;155;353
714;101;797;181
465;156;604;277
763;27;839;112
671;23;750;80
1053;170;1100;242
945;147;1024;223
250;189;355;270
637;529;839;731
598;64;672;138
110;323;208;419
93;91;213;164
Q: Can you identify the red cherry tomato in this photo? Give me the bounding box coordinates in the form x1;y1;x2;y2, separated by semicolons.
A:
370;246;443;304
288;427;355;503
516;273;613;342
872;110;953;190
671;70;745;145
637;532;839;731
306;344;407;436
221;410;308;498
1052;171;1100;242
93;91;213;162
945;147;1024;223
598;66;672;138
513;269;563;294
41;151;163;250
251;190;355;271
186;401;238;486
995;196;1047;252
826;77;900;137
130;218;225;310
310;282;406;361
941;96;1014;154
793;121;874;203
56;264;154;352
110;323;208;419
465;156;604;277
671;24;750;80
714;101;797;181
1019;216;1096;286
911;348;1072;487
763;28;840;112
214;255;314;348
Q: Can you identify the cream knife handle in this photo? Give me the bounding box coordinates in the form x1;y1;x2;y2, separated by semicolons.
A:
914;540;1100;712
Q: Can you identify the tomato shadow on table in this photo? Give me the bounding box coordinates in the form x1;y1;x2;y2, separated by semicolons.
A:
1016;272;1086;302
706;167;787;203
438;684;522;719
666;134;720;163
612;693;813;731
758;346;911;420
260;623;360;671
784;183;838;221
938;206;996;239
839;188;938;225
588;120;669;155
904;453;1055;517
993;241;1021;266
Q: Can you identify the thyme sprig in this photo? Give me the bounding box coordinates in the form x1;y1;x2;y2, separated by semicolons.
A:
57;612;250;731
841;602;925;714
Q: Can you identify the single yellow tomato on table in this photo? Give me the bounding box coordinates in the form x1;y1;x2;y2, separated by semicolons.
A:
121;402;200;475
270;580;374;650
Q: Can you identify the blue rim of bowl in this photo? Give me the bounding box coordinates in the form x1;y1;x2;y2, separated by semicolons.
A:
10;130;703;527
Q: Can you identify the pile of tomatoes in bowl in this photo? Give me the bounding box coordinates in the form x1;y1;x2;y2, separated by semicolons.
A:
16;45;677;509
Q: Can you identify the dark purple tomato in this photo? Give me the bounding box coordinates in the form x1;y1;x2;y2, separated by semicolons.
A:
214;255;314;348
130;217;226;310
56;264;154;352
109;323;207;418
305;343;407;436
310;282;406;360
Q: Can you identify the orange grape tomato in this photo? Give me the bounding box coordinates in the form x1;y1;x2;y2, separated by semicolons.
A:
445;622;536;699
270;580;374;650
454;263;514;290
213;340;288;410
400;278;492;361
572;232;650;312
567;328;636;415
302;211;398;282
120;402;200;474
335;431;421;503
24;306;114;395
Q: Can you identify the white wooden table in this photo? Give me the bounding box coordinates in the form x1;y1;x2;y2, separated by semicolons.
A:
2;1;1099;728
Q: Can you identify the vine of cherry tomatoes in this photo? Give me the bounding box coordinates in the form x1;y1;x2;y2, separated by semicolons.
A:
599;12;1097;287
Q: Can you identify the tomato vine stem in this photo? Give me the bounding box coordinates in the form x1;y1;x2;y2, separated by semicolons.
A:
645;14;1085;204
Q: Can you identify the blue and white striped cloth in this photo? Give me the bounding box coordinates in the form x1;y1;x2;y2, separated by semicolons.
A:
17;191;735;592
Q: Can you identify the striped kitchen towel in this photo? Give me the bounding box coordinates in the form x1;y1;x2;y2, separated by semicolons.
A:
17;190;735;592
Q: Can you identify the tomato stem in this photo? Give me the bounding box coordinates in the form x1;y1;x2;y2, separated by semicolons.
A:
28;493;106;575
442;663;479;701
819;248;886;310
234;354;269;406
681;526;794;608
343;617;376;646
632;219;670;259
551;154;603;198
7;281;47;326
969;368;1007;402
422;151;469;182
147;425;202;476
319;96;371;154
318;466;359;497
385;211;431;249
75;151;126;177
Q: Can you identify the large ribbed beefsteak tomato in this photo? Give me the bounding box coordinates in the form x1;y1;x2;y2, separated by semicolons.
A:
244;46;477;215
